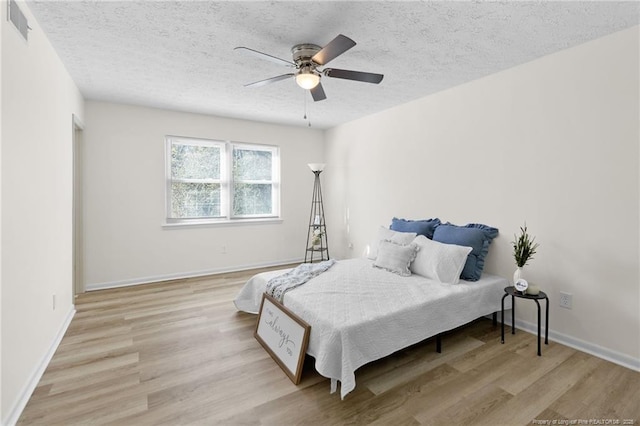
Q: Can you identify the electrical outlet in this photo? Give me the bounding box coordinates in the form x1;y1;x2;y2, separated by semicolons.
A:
559;292;572;309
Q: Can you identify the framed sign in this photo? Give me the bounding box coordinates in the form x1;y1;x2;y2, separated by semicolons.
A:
255;293;311;384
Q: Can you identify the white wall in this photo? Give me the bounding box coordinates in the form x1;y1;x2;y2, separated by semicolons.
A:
83;102;324;288
1;0;84;422
0;0;4;418
324;27;639;366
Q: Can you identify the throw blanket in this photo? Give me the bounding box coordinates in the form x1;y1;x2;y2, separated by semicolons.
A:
266;259;336;303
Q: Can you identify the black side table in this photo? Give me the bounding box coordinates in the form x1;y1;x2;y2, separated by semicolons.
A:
501;286;549;356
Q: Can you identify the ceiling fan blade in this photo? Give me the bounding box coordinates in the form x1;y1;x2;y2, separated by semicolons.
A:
311;34;356;66
244;73;294;88
310;83;327;102
324;68;384;84
234;46;295;67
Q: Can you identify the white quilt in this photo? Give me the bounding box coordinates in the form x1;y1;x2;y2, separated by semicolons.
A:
234;258;510;399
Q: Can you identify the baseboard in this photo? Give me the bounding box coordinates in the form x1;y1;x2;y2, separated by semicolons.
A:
500;316;640;372
85;258;304;291
3;305;76;426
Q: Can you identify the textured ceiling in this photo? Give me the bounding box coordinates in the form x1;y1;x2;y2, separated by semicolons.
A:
26;1;639;129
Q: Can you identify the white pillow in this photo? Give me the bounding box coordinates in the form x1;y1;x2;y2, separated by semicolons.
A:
410;235;472;284
373;240;418;277
366;226;417;260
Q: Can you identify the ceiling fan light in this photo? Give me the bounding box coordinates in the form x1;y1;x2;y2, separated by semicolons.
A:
296;70;320;89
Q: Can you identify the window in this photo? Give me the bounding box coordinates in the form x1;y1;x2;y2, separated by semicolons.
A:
166;136;280;224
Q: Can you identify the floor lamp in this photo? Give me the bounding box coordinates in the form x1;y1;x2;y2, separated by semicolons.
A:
305;163;329;263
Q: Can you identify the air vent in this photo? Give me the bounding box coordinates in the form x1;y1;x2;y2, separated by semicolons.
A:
8;0;29;41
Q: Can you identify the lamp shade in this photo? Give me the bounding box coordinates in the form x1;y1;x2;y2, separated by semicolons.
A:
296;69;320;89
308;163;325;172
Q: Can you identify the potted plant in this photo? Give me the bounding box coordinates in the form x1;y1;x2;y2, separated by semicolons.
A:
512;223;539;284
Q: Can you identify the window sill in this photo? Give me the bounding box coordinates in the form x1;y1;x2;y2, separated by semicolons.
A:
162;217;283;229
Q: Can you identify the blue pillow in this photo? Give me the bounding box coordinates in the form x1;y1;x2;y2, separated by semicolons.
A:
390;217;441;239
432;223;498;281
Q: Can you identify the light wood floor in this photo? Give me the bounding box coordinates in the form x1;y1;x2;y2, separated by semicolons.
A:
19;267;640;425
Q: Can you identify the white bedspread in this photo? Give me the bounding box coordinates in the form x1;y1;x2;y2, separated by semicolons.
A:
234;258;509;399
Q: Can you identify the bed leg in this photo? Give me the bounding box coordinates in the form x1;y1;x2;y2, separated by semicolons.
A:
492;312;497;326
436;334;442;353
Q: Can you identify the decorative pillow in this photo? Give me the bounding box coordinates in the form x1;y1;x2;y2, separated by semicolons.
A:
390;217;441;239
366;226;417;260
410;235;472;284
432;223;499;281
373;240;418;277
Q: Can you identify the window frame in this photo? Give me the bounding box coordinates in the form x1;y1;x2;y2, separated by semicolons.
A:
229;142;280;220
165;136;281;226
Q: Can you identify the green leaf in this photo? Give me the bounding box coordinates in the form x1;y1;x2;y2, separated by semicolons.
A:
511;223;540;267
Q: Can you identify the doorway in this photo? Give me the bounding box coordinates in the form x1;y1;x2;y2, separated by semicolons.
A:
72;115;84;299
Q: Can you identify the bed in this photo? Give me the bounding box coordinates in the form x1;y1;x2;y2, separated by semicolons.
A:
234;257;510;399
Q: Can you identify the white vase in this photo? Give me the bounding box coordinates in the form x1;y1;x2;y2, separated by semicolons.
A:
513;267;523;285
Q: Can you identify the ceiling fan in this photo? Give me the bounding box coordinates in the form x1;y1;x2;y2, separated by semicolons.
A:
235;34;384;102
